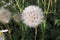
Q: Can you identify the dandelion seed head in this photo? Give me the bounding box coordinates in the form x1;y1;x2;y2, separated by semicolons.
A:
0;7;11;23
22;5;44;27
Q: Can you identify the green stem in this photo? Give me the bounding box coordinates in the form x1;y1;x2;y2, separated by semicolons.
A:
44;0;46;11
50;0;53;7
34;27;37;40
47;0;50;13
37;0;40;6
54;0;57;14
15;0;22;12
54;0;57;28
22;0;25;8
41;20;46;40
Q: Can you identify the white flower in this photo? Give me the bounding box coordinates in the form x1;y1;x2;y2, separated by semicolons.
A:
21;5;44;27
0;7;11;23
0;30;8;32
0;29;8;40
0;33;5;40
13;13;21;22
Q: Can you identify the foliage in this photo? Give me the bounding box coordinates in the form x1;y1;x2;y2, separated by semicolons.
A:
0;0;60;40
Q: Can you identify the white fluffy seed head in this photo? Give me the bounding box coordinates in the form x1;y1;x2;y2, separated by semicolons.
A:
22;5;44;28
0;33;5;40
0;7;11;23
13;13;21;22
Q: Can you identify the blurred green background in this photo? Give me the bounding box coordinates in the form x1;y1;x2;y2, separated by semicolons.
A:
0;0;60;40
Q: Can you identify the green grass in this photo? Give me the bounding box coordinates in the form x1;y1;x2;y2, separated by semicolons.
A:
0;0;60;40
